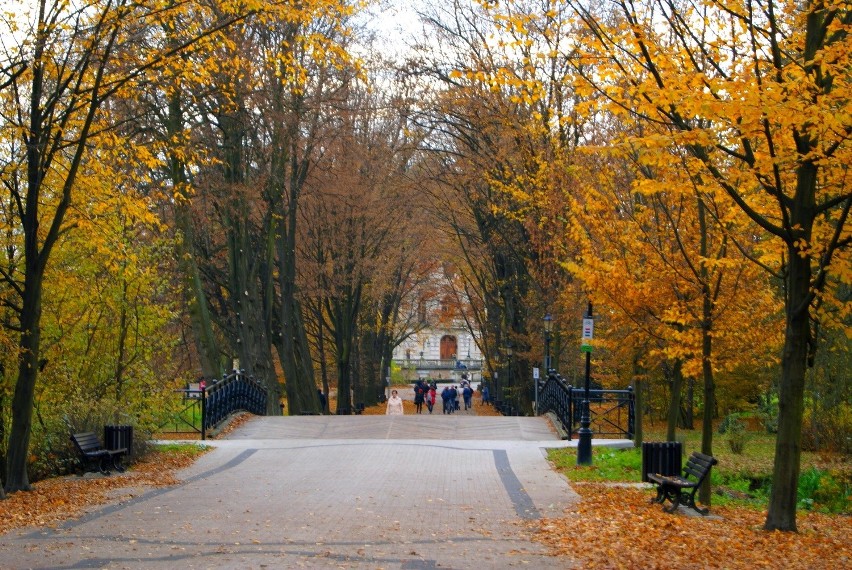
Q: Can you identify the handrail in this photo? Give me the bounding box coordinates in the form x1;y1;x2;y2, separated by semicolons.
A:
538;371;634;440
393;358;484;371
201;369;268;439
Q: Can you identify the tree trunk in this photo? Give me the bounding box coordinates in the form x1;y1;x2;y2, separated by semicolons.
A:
683;378;694;429
765;237;812;531
632;353;644;447
277;293;320;415
665;360;683;442
167;90;222;380
219;108;278;412
359;326;385;407
176;211;223;379
633;378;644;447
698;197;715;506
5;273;42;493
328;289;360;414
700;298;716;506
227;217;278;413
0;384;6;497
333;317;353;413
316;307;329;414
277;200;320;415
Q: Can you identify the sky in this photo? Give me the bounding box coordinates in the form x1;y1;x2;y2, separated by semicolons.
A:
358;0;429;58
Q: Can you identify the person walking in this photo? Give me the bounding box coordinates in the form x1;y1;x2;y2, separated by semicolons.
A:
317;388;327;414
414;383;425;414
441;386;451;414
463;383;473;410
427;385;436;414
386;389;404;415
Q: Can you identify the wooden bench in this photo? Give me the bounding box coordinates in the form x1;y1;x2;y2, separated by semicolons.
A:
648;451;717;515
70;432;127;475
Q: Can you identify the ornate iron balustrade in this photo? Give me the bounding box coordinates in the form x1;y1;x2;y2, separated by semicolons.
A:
201;370;268;439
539;372;634;440
393;358;483;371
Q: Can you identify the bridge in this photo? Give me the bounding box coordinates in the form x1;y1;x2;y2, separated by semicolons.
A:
1;414;631;569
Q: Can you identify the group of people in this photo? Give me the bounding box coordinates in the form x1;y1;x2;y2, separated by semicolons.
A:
440;382;475;414
413;379;437;413
386;378;476;415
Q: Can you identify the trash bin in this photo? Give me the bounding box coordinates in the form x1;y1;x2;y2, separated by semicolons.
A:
641;441;682;482
104;425;133;454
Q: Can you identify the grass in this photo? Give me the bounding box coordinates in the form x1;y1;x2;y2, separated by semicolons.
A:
548;424;851;514
150;442;210;457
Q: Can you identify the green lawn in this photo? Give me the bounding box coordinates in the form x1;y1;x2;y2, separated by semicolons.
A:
548;425;851;514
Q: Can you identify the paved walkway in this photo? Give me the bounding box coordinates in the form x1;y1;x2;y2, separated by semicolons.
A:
0;414;631;569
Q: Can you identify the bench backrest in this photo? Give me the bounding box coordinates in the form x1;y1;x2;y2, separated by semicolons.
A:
71;432;103;453
683;452;717;485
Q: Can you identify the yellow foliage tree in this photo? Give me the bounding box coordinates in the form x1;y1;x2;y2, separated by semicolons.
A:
484;0;850;531
0;0;247;494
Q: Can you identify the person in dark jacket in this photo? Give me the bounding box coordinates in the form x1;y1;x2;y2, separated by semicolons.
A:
462;384;473;410
414;383;425;414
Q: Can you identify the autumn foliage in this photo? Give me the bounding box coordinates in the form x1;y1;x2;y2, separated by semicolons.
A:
0;445;209;535
534;483;852;569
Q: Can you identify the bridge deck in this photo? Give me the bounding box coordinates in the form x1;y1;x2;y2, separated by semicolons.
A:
225;414;561;441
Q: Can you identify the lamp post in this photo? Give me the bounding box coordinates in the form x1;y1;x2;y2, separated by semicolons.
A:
544;313;553;372
505;344;513;413
539;313;553;415
493;358;499;409
577;302;594;465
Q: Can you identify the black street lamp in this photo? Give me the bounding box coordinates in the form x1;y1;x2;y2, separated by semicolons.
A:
577;302;594;466
505;344;513;413
538;313;554;415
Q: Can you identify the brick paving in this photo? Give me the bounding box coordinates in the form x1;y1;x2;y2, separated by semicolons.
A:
0;413;631;569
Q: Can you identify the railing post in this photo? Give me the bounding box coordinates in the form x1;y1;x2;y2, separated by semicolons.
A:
567;384;574;440
200;383;207;441
627;385;635;440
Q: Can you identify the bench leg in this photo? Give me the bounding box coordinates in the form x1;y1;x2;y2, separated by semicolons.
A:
652;484;683;513
684;491;710;515
111;455;126;473
98;456;112;475
663;492;682;513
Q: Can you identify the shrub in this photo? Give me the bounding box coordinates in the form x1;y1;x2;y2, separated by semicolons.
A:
801;404;852;453
757;396;779;434
798;467;852;514
720;414;747;454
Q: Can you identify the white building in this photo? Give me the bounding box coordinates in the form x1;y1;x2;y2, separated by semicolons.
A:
391;266;484;383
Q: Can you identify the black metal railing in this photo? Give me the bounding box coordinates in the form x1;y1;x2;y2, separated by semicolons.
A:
158;388;203;436
539;372;634;440
393;358;484;371
202;370;268;439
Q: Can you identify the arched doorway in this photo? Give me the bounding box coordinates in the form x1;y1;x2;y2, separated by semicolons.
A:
440;335;457;360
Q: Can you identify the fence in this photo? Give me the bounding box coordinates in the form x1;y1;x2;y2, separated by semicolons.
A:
159;370;268;439
202;370;268;439
538;372;635;440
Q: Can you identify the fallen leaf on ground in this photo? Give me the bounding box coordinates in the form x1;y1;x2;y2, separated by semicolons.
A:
531;482;851;569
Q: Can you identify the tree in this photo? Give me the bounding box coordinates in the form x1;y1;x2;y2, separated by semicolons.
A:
300;73;421;412
412;0;575;411
563;134;782;503
138;1;359;415
0;0;243;494
557;0;851;530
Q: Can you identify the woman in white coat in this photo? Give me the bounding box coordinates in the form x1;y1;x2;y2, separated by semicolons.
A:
386;390;404;415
